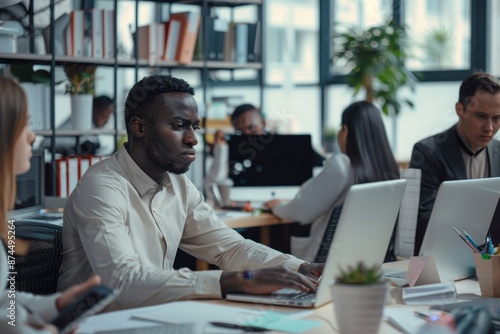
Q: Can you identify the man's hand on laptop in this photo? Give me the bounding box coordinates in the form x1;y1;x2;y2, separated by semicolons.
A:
220;267;319;297
298;262;324;280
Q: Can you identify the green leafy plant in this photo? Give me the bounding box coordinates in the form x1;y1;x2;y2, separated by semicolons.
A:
64;64;97;95
333;20;418;117
10;64;51;84
336;262;383;285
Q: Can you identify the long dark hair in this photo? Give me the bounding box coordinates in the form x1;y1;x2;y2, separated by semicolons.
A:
341;101;399;183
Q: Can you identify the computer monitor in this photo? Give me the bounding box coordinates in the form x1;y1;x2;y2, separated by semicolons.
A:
419;178;500;282
10;148;45;219
227;134;314;187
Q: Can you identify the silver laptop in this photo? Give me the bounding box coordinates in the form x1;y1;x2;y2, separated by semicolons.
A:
419;178;500;282
8;148;63;225
226;179;407;308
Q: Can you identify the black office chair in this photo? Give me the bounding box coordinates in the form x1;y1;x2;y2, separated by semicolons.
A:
314;203;343;263
14;222;63;295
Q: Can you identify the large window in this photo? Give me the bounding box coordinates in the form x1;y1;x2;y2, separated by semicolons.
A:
330;0;393;75
328;0;485;82
405;0;470;71
265;0;319;85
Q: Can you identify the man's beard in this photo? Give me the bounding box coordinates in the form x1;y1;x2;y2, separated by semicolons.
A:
146;131;190;175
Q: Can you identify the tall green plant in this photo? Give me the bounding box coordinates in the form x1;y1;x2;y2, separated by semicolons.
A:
334;20;417;116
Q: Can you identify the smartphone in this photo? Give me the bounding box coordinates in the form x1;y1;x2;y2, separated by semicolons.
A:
50;285;119;333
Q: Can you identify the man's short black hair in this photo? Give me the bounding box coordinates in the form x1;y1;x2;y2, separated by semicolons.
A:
458;72;500;109
124;74;195;134
93;95;113;110
231;103;260;122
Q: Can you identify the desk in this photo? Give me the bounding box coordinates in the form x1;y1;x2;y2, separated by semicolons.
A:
77;260;483;334
196;212;294;270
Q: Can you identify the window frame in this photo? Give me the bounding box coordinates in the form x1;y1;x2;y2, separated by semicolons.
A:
323;0;487;84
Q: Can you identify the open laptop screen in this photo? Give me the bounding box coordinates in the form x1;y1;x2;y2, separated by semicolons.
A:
10;148;45;218
227;134;314;187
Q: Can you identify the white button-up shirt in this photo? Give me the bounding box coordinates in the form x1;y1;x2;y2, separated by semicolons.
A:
57;146;303;310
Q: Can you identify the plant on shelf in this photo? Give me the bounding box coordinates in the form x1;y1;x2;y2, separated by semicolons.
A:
333;20;417;117
64;64;97;130
331;261;387;334
10;64;51;84
64;64;97;95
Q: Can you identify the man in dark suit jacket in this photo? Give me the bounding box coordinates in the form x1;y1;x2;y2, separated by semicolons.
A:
410;72;500;255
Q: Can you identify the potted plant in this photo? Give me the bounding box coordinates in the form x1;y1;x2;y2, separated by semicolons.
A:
64;64;97;130
333;20;418;150
323;127;338;153
330;261;388;334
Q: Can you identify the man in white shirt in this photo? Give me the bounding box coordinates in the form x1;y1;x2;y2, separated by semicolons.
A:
57;74;322;310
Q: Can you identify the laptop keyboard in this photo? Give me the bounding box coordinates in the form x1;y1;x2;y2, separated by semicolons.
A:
272;288;314;301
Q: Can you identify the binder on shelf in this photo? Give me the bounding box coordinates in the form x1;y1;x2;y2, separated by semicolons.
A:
247;21;261;62
56;158;68;198
206;15;229;61
137;23;166;64
163;20;181;61
68;10;85;57
102;9;114;59
223;22;235;62
67;156;80;195
171;11;201;64
234;23;248;64
56;155;102;198
91;9;103;58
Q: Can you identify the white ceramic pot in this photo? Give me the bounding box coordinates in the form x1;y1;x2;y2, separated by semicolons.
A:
331;282;388;334
70;94;93;130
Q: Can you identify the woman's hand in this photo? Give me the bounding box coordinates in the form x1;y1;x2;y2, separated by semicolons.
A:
264;199;282;210
55;275;101;311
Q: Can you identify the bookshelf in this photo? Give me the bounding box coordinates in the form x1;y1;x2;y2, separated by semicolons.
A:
0;0;264;196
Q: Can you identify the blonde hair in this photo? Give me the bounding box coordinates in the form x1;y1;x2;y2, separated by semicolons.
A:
0;77;30;254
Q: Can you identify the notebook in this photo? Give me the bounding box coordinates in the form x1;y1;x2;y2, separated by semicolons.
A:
419;177;500;282
226;179;407;308
227;134;314;202
8;148;63;225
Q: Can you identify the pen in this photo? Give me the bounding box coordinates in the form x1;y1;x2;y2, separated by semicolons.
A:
210;321;268;332
453;227;480;253
462;229;481;252
414;311;441;322
488;234;494;255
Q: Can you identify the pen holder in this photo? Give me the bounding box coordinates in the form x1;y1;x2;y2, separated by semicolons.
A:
473;253;500;297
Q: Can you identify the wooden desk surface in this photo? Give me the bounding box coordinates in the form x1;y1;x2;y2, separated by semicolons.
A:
78;260;482;334
223;212;292;229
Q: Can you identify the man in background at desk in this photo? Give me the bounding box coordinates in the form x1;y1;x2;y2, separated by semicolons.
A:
204;103;324;203
410;72;500;255
57;74;322;310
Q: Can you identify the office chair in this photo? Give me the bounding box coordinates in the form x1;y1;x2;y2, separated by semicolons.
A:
14;222;63;295
314;203;343;263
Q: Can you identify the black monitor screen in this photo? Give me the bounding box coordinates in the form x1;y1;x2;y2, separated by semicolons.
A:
227;134;314;187
14;149;44;210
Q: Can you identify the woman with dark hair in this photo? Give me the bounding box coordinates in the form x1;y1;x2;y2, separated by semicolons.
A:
265;101;399;262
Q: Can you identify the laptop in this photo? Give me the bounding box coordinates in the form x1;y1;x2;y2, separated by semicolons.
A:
419;178;500;282
8;148;63;226
226;179;407;308
227;134;314;202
